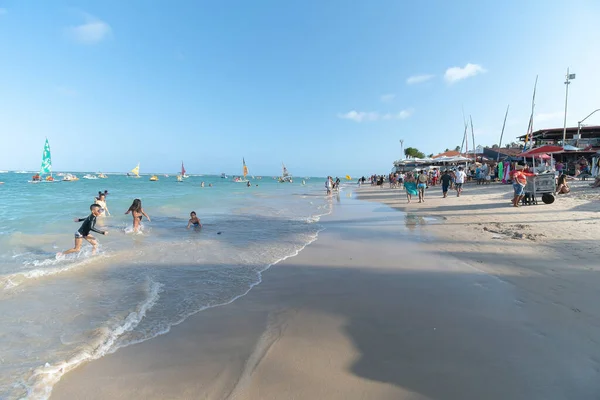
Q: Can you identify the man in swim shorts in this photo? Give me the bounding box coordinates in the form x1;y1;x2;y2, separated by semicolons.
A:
454;167;467;197
440;169;452;198
416;170;428;203
59;204;108;255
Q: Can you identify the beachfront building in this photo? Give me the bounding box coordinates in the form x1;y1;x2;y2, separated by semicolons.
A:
481;147;524;162
515;126;600;174
516;126;600;150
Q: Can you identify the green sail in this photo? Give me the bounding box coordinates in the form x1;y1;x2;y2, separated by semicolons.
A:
40;138;52;175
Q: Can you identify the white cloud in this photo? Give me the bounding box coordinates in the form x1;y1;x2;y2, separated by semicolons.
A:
56;86;78;97
338;109;414;122
337;111;380;122
0;8;7;15
67;14;111;44
380;93;396;102
444;63;486;84
406;74;434;85
397;109;414;119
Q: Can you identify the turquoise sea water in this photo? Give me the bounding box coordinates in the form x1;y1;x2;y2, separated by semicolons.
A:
0;171;336;399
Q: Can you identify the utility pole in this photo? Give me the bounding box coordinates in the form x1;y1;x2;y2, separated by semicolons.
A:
562;68;576;145
399;139;404;159
497;105;510;162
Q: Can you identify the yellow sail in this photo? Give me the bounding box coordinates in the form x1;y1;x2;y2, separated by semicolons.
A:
345;175;351;180
242;158;248;179
131;163;140;177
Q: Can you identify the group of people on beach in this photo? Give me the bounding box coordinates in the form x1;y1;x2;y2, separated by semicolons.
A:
325;176;341;195
399;167;467;203
58;191;201;256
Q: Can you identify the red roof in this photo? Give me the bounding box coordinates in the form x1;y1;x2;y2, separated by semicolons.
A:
432;151;460;158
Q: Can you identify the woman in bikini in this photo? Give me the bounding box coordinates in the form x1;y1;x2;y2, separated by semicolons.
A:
556;174;570;194
125;198;151;232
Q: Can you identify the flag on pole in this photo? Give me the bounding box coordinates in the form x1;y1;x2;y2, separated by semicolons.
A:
568;73;576;80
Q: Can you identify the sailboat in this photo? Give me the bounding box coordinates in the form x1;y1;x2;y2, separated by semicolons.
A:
181;161;189;178
233;158;250;182
129;163;140;178
177;161;188;182
29;138;55;183
278;162;292;183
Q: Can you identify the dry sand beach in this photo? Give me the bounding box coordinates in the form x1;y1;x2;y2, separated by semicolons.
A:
51;183;600;400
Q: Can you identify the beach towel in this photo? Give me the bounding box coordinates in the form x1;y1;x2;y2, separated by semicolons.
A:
504;162;511;182
404;182;418;196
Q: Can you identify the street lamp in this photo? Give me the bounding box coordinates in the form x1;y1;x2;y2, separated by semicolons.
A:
562;68;576;145
577;109;600;139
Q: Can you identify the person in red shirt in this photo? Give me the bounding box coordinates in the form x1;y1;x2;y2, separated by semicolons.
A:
510;165;536;207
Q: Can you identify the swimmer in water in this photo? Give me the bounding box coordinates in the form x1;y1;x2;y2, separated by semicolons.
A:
201;181;205;187
125;198;150;232
187;211;202;229
58;204;108;256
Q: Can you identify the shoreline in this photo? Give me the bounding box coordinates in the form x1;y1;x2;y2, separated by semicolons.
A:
52;186;600;399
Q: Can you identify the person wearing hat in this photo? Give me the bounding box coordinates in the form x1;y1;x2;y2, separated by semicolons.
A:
510;164;536;207
58;204;108;256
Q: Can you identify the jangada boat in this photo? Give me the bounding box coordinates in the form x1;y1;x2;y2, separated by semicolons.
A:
233;158;250;183
129;163;141;178
149;175;159;181
28;139;56;183
278;162;293;183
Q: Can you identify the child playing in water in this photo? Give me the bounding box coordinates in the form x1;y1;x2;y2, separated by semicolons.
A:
94;191;110;217
187;211;202;229
58;204;108;255
125;198;151;232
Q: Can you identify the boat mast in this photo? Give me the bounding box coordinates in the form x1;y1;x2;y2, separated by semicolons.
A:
497;105;510;162
470;115;475;162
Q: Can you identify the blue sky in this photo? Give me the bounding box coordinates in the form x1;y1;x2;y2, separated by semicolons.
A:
1;1;599;176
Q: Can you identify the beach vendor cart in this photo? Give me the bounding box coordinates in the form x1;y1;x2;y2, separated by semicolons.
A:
517;145;566;205
524;172;556;204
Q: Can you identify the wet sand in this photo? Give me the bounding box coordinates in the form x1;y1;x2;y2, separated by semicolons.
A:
51;187;600;400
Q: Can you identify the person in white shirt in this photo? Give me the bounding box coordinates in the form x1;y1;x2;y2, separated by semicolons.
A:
454;167;467;197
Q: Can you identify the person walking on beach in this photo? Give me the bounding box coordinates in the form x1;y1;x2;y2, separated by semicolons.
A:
416;170;428;203
454;167;466;197
58;204;108;256
440;169;452;198
403;174;418;203
125;199;151;232
325;176;332;195
510;165;535;207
